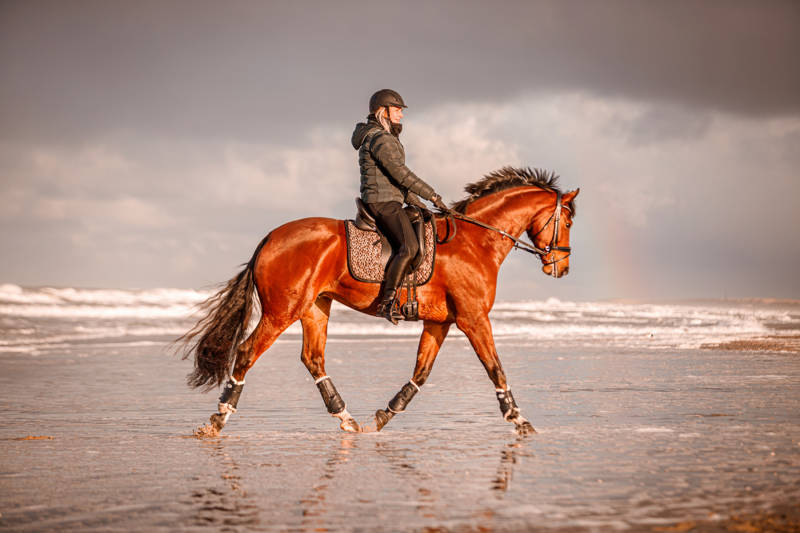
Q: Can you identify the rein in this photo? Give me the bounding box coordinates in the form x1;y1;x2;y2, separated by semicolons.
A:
438;190;571;277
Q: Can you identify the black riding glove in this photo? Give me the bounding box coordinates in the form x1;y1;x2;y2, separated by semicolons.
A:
431;194;448;211
405;192;427;209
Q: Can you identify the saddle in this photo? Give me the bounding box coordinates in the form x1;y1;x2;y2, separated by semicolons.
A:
345;199;438;319
353;198;429;267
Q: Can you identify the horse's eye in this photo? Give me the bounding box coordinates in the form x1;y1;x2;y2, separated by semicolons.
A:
566;222;571;228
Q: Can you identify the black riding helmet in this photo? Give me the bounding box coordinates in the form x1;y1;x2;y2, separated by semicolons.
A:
369;89;407;114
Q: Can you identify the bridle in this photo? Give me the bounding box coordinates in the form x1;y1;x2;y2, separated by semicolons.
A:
437;190;572;278
530;190;572;277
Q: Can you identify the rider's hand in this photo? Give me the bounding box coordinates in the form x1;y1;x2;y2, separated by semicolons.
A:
405;192;426;209
431;194;448;211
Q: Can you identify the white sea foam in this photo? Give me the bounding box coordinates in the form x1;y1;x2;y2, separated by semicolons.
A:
0;303;197;319
0;285;797;351
0;284;210;306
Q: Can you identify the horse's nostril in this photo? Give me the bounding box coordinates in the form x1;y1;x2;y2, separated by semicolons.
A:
562;267;569;276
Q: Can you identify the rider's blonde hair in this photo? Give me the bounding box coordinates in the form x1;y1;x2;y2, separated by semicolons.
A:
374;106;391;132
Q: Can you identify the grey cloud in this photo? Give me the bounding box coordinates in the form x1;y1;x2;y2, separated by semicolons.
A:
1;1;798;146
4;92;798;298
623;105;713;146
2;1;799;299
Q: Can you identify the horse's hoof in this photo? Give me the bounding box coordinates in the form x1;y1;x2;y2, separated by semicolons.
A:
194;423;220;438
516;420;536;435
375;409;394;431
340;417;361;433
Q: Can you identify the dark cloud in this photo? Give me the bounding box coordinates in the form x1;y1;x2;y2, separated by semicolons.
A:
1;1;799;298
1;0;798;145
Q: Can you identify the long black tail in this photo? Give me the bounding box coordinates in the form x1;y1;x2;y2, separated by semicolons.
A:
178;235;269;390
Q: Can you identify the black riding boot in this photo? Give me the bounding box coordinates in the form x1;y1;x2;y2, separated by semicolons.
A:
368;201;418;326
377;289;403;325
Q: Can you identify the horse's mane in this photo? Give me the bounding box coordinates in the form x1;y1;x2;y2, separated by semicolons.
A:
451;166;563;214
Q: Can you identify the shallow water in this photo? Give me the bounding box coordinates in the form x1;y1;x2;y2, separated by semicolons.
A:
2;329;799;531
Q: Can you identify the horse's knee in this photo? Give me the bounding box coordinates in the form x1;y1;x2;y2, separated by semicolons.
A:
300;352;324;376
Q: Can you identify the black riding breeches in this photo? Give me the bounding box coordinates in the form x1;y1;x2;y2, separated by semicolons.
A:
367;201;420;293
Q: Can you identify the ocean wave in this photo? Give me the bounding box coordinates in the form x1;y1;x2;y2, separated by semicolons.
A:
0;284;210;307
0;285;797;352
0;303;198;319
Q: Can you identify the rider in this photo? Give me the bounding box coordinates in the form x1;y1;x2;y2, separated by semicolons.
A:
351;89;448;324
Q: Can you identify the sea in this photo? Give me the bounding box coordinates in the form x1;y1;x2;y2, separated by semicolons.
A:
1;283;799;531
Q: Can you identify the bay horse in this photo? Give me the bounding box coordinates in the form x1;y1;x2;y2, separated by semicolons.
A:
180;167;578;435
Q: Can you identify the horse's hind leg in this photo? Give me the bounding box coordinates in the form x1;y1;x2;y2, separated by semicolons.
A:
205;314;286;434
301;297;360;432
456;314;535;435
374;321;451;431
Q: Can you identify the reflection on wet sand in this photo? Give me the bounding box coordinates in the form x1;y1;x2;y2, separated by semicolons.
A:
188;437;261;529
293;433;534;530
492;436;533;496
298;435;359;532
372;439;441;522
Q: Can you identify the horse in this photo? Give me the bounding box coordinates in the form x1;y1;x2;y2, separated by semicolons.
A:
180;166;579;436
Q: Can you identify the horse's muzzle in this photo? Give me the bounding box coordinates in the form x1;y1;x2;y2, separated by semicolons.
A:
542;263;570;278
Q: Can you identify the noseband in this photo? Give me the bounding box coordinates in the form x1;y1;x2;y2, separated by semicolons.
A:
442;191;571;277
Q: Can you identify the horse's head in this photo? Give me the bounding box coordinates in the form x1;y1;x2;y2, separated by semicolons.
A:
527;188;579;278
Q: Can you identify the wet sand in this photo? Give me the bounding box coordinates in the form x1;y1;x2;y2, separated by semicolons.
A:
1;335;799;532
647;504;800;532
701;335;800;354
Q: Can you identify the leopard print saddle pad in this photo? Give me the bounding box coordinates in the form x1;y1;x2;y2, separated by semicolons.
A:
343;219;436;285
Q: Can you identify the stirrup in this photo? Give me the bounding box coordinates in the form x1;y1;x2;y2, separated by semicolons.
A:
378;295;402;325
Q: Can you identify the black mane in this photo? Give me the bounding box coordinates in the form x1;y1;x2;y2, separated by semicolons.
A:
451;167;562;214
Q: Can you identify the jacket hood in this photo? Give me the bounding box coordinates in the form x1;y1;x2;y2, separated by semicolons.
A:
351;119;381;150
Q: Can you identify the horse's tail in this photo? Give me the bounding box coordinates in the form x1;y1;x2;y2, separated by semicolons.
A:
178;235;269;391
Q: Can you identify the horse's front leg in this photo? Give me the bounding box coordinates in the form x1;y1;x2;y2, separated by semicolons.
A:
456;314;535;435
301;298;360;432
374;321;451;431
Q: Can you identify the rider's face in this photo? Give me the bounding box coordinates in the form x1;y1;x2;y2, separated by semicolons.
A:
387;106;404;123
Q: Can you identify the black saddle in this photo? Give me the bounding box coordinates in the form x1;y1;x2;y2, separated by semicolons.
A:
354;198;428;271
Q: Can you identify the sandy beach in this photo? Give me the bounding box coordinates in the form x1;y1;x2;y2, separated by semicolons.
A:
2;340;799;531
1;291;799;531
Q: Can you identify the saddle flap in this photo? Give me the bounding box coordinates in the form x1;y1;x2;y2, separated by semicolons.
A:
343;219;437;286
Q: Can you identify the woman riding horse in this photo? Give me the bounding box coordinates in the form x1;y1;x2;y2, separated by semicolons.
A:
351;89;448;324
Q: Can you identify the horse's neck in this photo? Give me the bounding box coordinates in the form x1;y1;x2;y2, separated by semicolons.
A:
462;187;553;264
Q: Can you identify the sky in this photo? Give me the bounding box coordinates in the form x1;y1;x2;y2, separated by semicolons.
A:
1;0;798;301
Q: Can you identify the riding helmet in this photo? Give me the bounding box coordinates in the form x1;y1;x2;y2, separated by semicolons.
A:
369;89;407;113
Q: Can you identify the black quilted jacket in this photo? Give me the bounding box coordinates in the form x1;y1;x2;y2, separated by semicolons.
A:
351;117;436;204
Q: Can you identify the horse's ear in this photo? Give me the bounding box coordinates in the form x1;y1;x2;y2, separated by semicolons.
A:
563;188;580;202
